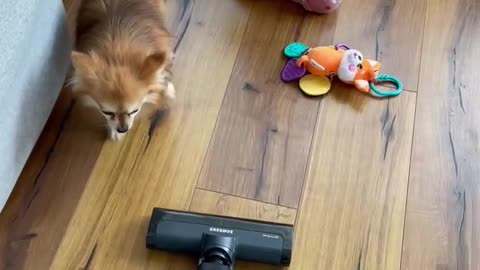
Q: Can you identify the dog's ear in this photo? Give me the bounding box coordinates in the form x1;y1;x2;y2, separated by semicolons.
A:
140;51;167;79
71;51;96;78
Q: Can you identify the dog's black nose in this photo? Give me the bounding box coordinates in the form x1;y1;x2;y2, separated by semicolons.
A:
117;127;128;133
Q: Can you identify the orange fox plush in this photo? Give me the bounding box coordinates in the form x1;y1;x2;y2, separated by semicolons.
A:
296;46;344;77
351;59;381;92
296;46;381;93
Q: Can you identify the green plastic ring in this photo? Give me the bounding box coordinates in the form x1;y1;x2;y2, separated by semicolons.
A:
369;74;403;97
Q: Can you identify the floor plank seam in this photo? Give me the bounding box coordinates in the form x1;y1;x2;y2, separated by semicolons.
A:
172;0;194;53
194;187;297;211
399;2;427;268
401;88;416;93
292;97;323;226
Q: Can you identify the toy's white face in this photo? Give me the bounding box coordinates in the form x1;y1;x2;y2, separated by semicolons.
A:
338;50;364;82
326;0;342;4
344;50;364;67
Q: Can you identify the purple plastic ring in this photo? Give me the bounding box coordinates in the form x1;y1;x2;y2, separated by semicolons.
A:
335;44;350;50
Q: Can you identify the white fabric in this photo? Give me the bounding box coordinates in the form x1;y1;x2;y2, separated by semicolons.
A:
0;0;71;211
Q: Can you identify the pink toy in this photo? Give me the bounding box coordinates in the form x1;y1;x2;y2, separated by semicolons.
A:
292;0;342;13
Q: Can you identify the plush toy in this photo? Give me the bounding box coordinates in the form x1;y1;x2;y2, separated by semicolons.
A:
291;0;342;14
281;42;403;97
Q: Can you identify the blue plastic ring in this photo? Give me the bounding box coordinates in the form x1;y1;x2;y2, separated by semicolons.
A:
369;74;403;97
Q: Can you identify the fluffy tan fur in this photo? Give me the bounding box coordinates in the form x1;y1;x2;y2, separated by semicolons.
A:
69;0;174;141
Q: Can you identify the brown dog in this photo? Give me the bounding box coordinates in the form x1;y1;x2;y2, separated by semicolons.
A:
68;0;174;141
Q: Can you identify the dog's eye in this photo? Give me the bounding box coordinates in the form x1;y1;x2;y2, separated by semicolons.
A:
102;111;115;117
128;109;139;116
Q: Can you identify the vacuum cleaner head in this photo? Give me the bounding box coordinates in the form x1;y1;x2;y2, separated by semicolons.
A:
146;208;293;270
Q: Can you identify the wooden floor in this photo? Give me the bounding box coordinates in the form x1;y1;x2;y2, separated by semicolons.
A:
1;0;479;269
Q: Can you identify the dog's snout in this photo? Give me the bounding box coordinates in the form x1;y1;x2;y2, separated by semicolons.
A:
117;126;129;133
116;114;130;133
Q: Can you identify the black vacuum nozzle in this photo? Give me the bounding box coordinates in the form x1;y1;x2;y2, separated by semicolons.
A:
146;208;293;270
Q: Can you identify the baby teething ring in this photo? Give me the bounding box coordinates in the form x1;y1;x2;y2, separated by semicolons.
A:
369;74;403;97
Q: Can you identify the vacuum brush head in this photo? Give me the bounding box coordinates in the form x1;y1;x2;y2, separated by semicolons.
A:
146;208;293;269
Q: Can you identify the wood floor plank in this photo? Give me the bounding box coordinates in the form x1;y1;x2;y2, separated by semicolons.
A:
291;89;416;270
0;96;106;270
190;189;296;225
401;0;480;269
50;1;252;269
0;90;75;270
332;0;426;91
197;0;337;208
